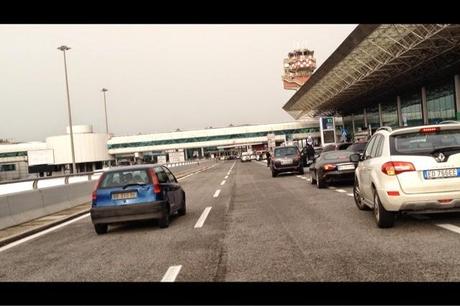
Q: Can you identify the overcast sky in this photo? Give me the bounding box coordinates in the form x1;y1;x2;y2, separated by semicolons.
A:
0;24;356;142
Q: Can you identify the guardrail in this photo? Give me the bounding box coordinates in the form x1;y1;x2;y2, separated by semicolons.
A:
0;160;201;196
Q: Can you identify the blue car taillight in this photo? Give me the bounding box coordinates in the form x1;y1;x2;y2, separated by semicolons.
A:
92;175;104;206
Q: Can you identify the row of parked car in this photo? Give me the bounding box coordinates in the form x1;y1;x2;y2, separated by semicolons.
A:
269;122;460;228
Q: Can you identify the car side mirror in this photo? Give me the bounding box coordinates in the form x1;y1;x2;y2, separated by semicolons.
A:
349;153;360;162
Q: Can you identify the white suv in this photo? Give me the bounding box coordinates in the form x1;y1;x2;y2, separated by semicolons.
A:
353;123;460;228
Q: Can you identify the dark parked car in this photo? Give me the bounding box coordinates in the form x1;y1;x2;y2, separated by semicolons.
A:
270;145;304;177
309;150;360;188
321;142;352;154
90;165;186;234
345;142;367;154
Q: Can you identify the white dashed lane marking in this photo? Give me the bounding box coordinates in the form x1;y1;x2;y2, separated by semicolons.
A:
435;223;460;235
161;265;182;282
194;206;212;229
213;189;221;198
220;180;226;186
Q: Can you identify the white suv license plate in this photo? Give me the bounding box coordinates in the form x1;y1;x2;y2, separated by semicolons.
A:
338;164;355;171
424;168;459;179
281;159;293;165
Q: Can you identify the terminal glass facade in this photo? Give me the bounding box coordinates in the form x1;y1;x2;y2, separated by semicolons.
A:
366;105;380;131
426;80;456;124
400;91;423;126
352;113;365;132
381;100;398;127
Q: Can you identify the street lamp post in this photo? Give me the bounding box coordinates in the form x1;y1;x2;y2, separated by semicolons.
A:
57;45;77;174
101;88;109;135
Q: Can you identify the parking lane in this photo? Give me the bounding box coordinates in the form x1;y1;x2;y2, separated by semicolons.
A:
218;161;460;281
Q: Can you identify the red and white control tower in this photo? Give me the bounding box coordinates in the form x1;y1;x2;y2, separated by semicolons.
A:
282;48;317;90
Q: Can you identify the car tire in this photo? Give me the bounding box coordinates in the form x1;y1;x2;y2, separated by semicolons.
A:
178;195;186;216
316;171;326;188
159;206;170;228
353;178;371;211
271;170;277;177
310;170;317;184
373;188;395;228
299;167;304;175
94;224;108;235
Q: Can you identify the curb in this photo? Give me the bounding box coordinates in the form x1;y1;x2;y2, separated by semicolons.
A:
0;162;217;248
0;208;90;248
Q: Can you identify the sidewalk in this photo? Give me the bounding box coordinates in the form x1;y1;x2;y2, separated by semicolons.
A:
0;161;216;247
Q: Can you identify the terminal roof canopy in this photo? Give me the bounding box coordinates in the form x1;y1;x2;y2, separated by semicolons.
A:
283;24;460;119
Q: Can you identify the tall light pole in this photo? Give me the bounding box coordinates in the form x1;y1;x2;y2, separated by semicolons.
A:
58;45;77;174
101;88;109;135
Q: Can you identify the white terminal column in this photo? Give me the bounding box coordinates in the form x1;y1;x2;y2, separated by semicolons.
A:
378;103;383;127
397;95;402;127
421;86;428;124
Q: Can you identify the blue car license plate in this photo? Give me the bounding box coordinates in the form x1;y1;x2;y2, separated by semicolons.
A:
112;191;137;200
423;168;460;179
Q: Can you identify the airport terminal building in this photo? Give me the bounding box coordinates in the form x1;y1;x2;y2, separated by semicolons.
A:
283;24;460;137
0;121;321;180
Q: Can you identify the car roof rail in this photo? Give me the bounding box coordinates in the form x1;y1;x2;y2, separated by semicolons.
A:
376;126;392;132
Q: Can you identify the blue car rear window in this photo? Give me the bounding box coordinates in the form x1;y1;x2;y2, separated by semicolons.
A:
99;169;151;188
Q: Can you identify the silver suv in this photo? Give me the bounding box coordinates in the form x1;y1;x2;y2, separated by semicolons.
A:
353;124;460;228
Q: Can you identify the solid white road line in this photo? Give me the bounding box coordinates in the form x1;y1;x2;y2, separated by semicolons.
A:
347;193;354;197
336;189;347;193
225;175;228;179
177;164;218;181
435;223;460;235
0;213;90;253
213;189;221;198
161;265;182;282
220;180;226;186
194;207;212;228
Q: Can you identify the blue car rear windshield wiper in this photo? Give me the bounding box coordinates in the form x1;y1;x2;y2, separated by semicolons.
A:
122;183;147;189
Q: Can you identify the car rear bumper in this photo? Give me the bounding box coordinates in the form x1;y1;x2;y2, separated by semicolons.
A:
378;189;460;213
272;163;301;172
90;201;167;224
322;169;355;181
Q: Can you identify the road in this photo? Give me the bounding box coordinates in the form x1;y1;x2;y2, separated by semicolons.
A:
2;160;460;281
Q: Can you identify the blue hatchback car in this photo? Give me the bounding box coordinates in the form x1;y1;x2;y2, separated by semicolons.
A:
91;165;186;234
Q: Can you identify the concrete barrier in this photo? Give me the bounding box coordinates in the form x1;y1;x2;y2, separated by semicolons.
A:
67;181;96;207
0;195;14;229
7;190;44;226
40;185;72;215
0;180;98;231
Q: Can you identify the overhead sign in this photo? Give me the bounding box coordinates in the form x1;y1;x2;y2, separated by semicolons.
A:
27;149;54;166
319;117;336;147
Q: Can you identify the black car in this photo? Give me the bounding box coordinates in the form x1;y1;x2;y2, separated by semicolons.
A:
309;150;360;188
345;142;367;154
321;142;352;154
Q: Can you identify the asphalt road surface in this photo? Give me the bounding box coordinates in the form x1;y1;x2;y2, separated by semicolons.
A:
2;160;460;281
